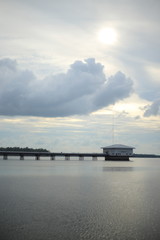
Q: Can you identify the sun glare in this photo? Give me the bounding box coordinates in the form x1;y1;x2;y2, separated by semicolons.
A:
98;28;117;45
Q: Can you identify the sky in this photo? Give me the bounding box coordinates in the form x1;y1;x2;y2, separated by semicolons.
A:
0;0;160;154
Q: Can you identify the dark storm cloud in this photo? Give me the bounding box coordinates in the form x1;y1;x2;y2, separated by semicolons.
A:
0;58;133;117
93;71;133;108
144;99;160;117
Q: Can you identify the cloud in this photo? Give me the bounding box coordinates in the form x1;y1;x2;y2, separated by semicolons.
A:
93;71;133;108
144;99;160;117
0;58;133;117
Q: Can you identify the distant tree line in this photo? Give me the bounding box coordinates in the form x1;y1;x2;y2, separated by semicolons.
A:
133;153;160;158
0;147;50;152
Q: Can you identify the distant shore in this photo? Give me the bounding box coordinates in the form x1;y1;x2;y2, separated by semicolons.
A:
132;154;160;158
0;147;49;152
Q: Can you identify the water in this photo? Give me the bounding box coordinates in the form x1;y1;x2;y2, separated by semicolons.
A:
0;158;160;240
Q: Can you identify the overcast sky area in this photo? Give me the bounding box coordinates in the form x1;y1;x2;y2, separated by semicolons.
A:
0;0;160;154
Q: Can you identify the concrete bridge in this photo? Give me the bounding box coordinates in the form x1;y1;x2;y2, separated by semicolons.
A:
0;151;108;161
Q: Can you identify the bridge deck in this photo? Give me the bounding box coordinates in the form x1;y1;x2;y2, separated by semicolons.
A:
0;151;107;160
0;151;106;157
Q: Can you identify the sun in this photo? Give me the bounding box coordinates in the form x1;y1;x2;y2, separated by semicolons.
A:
98;27;117;45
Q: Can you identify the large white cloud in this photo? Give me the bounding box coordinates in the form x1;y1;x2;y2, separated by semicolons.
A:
0;58;134;117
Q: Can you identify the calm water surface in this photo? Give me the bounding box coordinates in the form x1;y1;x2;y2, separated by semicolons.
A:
0;158;160;240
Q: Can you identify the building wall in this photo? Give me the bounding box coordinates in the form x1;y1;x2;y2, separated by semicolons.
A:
103;148;133;156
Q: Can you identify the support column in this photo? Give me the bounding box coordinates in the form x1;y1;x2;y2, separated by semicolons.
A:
92;156;97;161
65;155;70;160
20;155;24;160
3;155;8;160
79;156;84;161
50;155;55;160
35;155;40;160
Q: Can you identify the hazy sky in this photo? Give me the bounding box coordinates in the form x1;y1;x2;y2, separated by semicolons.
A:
0;0;160;154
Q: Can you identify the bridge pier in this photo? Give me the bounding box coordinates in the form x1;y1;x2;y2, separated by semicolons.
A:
65;155;70;160
50;155;55;160
20;155;24;160
79;156;84;160
92;156;97;161
35;155;40;160
3;155;8;160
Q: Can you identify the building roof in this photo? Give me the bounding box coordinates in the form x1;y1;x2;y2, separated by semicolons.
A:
102;144;135;149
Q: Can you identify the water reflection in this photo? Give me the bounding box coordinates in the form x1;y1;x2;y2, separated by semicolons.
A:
103;167;134;171
0;158;160;240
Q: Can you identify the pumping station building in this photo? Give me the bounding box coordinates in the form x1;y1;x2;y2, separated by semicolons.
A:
102;144;135;161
